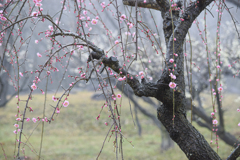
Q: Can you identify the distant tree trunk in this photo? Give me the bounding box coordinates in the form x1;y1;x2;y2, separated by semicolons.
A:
160;123;174;151
0;51;11;107
0;72;9;107
116;82;174;150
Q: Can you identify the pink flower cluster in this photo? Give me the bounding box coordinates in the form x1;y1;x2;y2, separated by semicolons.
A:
139;71;144;79
101;2;105;8
0;10;6;21
170;73;176;79
33;0;42;7
118;76;126;81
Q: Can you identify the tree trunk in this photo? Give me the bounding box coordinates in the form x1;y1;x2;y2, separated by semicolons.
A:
157;105;221;159
160;123;174;151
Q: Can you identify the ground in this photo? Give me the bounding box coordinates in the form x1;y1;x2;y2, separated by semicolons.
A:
0;91;239;160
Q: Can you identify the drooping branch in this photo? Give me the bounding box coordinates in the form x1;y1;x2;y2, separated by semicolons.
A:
186;100;240;147
116;82;161;129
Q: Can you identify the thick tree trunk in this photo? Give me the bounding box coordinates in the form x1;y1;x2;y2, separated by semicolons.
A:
157;105;221;159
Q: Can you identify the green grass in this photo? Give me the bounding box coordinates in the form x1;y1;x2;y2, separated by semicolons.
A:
0;91;239;159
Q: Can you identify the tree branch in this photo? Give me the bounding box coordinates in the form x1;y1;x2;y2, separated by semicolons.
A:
122;0;161;11
227;145;240;160
93;53;159;97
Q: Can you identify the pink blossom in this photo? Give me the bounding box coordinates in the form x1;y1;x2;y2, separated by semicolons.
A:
31;12;38;17
52;95;57;101
213;119;218;125
101;2;105;8
26;118;30;122
129;23;133;29
216;65;220;69
78;45;84;50
170;73;176;79
1;16;6;21
117;94;122;98
105;122;108;126
125;32;131;36
144;0;147;3
14;124;19;128
118;77;126;81
96;114;100;120
120;14;126;20
211;112;215;116
35;3;42;7
149;77;153;81
37;52;42;57
141;75;144;79
63;100;69;107
237;109;240;112
19;72;23;77
83;10;87;15
32;118;37;123
13;130;17;134
35;40;39;44
169;82;176;89
139;71;144;76
48;25;53;30
91;19;98;25
238;123;240;127
115;40;119;44
169;59;174;63
218;87;223;92
31;83;37;90
33;0;42;3
16;118;21;121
